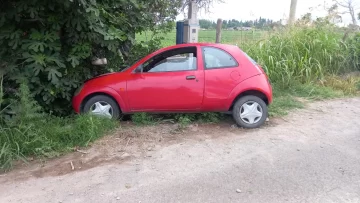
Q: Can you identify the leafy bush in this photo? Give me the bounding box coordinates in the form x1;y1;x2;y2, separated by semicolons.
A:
0;0;178;115
0;83;117;171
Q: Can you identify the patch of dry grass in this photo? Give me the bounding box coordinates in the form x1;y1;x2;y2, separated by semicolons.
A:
319;72;360;95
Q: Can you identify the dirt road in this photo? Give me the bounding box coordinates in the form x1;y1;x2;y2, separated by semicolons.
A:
1;97;360;203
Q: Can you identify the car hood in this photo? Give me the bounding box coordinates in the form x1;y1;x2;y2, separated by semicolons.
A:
85;72;118;82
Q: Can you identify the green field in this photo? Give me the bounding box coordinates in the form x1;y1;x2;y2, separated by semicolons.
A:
136;30;271;47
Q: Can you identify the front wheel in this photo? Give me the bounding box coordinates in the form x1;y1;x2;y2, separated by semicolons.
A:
232;95;268;129
83;95;121;119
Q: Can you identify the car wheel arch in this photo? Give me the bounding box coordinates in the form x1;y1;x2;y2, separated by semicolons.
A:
80;92;122;113
228;90;269;111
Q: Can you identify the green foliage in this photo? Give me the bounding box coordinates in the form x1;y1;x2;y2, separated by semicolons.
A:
199;18;275;30
242;27;356;88
131;113;156;125
0;0;179;115
175;114;194;127
268;83;346;117
348;32;360;71
0;83;117;171
130;112;223;126
197;113;222;122
289;82;344;99
174;113;222;125
268;86;304;116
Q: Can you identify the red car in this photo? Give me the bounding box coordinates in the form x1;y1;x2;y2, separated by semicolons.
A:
72;43;272;128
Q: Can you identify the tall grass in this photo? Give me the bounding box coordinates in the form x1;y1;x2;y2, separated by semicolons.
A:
242;27;356;87
0;83;118;171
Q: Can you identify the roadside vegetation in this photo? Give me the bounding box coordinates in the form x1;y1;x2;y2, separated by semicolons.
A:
1;0;360;171
0;82;117;171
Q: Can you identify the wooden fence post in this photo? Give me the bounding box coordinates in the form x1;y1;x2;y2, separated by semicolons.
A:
215;18;223;43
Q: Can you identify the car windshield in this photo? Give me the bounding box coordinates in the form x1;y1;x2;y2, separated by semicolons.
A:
120;56;145;72
120;65;132;72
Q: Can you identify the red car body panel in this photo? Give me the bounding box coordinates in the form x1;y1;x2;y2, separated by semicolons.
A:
72;43;273;114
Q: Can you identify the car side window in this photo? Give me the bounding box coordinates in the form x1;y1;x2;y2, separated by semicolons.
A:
202;47;237;69
141;47;197;73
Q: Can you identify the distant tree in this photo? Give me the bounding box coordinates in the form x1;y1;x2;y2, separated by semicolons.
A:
180;0;225;18
222;20;228;29
243;21;251;27
334;0;358;25
199;19;214;29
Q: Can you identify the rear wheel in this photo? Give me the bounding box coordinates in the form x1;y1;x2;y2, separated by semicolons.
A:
83;95;120;119
232;95;268;128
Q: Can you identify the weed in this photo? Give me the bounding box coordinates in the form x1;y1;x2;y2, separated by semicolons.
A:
268;80;358;117
197;113;222;123
319;74;360;95
175;114;194;127
268;85;304;116
0;83;117;171
131;113;156;125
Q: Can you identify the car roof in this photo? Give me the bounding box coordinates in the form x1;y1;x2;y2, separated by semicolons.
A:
164;43;236;49
153;43;240;55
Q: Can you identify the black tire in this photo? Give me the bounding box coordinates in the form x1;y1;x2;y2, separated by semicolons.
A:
83;95;121;119
232;95;268;129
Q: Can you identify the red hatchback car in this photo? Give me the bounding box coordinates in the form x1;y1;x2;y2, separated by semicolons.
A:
72;43;272;128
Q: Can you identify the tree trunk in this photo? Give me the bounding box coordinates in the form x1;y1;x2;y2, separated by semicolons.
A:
349;6;357;25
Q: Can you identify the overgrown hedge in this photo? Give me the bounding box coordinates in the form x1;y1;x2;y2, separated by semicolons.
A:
0;0;177;115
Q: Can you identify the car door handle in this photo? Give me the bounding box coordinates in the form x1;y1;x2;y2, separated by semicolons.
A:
186;75;196;80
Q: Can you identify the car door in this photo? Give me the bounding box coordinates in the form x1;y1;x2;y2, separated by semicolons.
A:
201;46;240;111
126;46;204;112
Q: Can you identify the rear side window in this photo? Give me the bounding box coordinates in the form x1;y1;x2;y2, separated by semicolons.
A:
202;47;238;69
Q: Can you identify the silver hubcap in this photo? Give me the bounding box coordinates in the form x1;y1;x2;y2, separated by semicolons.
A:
90;101;113;118
240;101;263;124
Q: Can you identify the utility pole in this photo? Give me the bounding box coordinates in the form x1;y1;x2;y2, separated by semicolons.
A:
183;0;199;43
215;19;223;43
288;0;298;25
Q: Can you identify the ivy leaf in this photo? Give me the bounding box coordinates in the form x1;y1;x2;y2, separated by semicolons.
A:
27;63;44;76
46;54;66;68
85;7;100;17
46;67;62;84
23;52;47;66
25;41;47;52
30;29;43;40
67;56;80;68
44;31;59;42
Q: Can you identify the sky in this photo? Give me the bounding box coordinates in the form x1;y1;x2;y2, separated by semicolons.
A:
177;0;360;26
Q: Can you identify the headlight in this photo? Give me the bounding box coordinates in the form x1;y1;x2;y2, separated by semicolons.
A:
74;84;84;96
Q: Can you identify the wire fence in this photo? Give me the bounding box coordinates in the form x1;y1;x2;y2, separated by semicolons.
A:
136;29;274;47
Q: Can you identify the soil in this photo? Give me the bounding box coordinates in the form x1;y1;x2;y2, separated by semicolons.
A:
0;97;359;203
0;115;279;182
